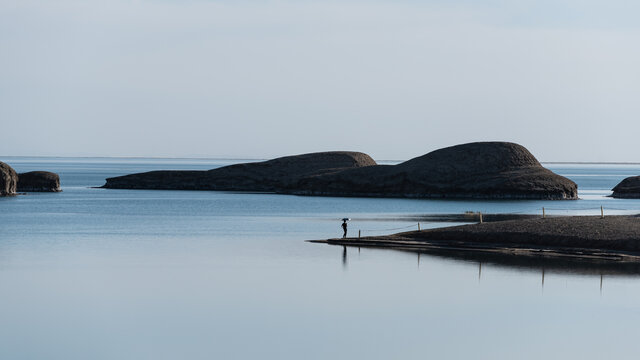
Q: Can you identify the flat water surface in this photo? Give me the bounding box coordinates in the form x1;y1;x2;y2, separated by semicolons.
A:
2;158;640;359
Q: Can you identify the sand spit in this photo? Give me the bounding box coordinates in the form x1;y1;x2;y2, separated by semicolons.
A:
311;215;640;262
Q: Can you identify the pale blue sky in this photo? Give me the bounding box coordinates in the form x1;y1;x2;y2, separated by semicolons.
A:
1;0;639;161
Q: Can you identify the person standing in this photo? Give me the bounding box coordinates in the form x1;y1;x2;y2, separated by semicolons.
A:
341;219;348;238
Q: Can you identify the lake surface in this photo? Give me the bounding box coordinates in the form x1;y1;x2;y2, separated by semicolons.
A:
2;158;640;360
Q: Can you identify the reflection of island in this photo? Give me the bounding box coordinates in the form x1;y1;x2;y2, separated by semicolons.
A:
338;243;640;277
408;247;640;276
313;215;640;265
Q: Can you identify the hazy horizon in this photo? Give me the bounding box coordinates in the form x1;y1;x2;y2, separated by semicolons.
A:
6;154;640;166
2;0;639;162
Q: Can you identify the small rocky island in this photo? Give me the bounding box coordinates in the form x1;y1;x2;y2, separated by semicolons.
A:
102;142;578;200
18;171;62;192
312;215;640;261
611;176;640;198
0;161;61;195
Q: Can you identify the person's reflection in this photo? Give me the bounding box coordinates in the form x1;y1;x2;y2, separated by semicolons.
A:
342;246;348;270
600;274;603;295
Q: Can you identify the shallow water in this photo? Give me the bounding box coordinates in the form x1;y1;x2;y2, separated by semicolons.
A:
2;158;640;359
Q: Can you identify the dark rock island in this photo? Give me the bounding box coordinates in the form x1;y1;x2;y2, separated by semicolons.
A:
611;176;640;198
102;142;578;200
18;171;62;192
1;161;18;196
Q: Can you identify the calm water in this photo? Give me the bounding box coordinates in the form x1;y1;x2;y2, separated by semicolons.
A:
2;158;640;360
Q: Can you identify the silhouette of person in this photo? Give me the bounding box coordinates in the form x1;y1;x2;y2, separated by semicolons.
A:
342;220;348;238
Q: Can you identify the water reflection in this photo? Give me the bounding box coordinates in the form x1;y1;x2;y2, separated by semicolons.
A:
342;246;348;270
404;248;640;277
338;244;640;277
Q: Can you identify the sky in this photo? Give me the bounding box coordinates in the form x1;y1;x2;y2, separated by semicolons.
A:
1;0;640;161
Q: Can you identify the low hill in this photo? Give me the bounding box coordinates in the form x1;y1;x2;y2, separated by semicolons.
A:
293;142;577;199
102;151;376;191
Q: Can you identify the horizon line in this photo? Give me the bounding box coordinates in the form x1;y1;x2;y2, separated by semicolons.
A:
3;155;640;165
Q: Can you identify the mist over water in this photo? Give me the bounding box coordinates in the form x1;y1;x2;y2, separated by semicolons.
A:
2;158;640;359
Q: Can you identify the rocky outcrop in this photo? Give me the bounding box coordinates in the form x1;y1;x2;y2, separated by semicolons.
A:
102;143;577;200
293;142;578;199
0;163;61;194
18;171;62;192
611;176;640;198
103;151;377;191
0;162;18;196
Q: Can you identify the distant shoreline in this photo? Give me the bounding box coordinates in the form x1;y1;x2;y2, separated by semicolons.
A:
542;161;640;165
